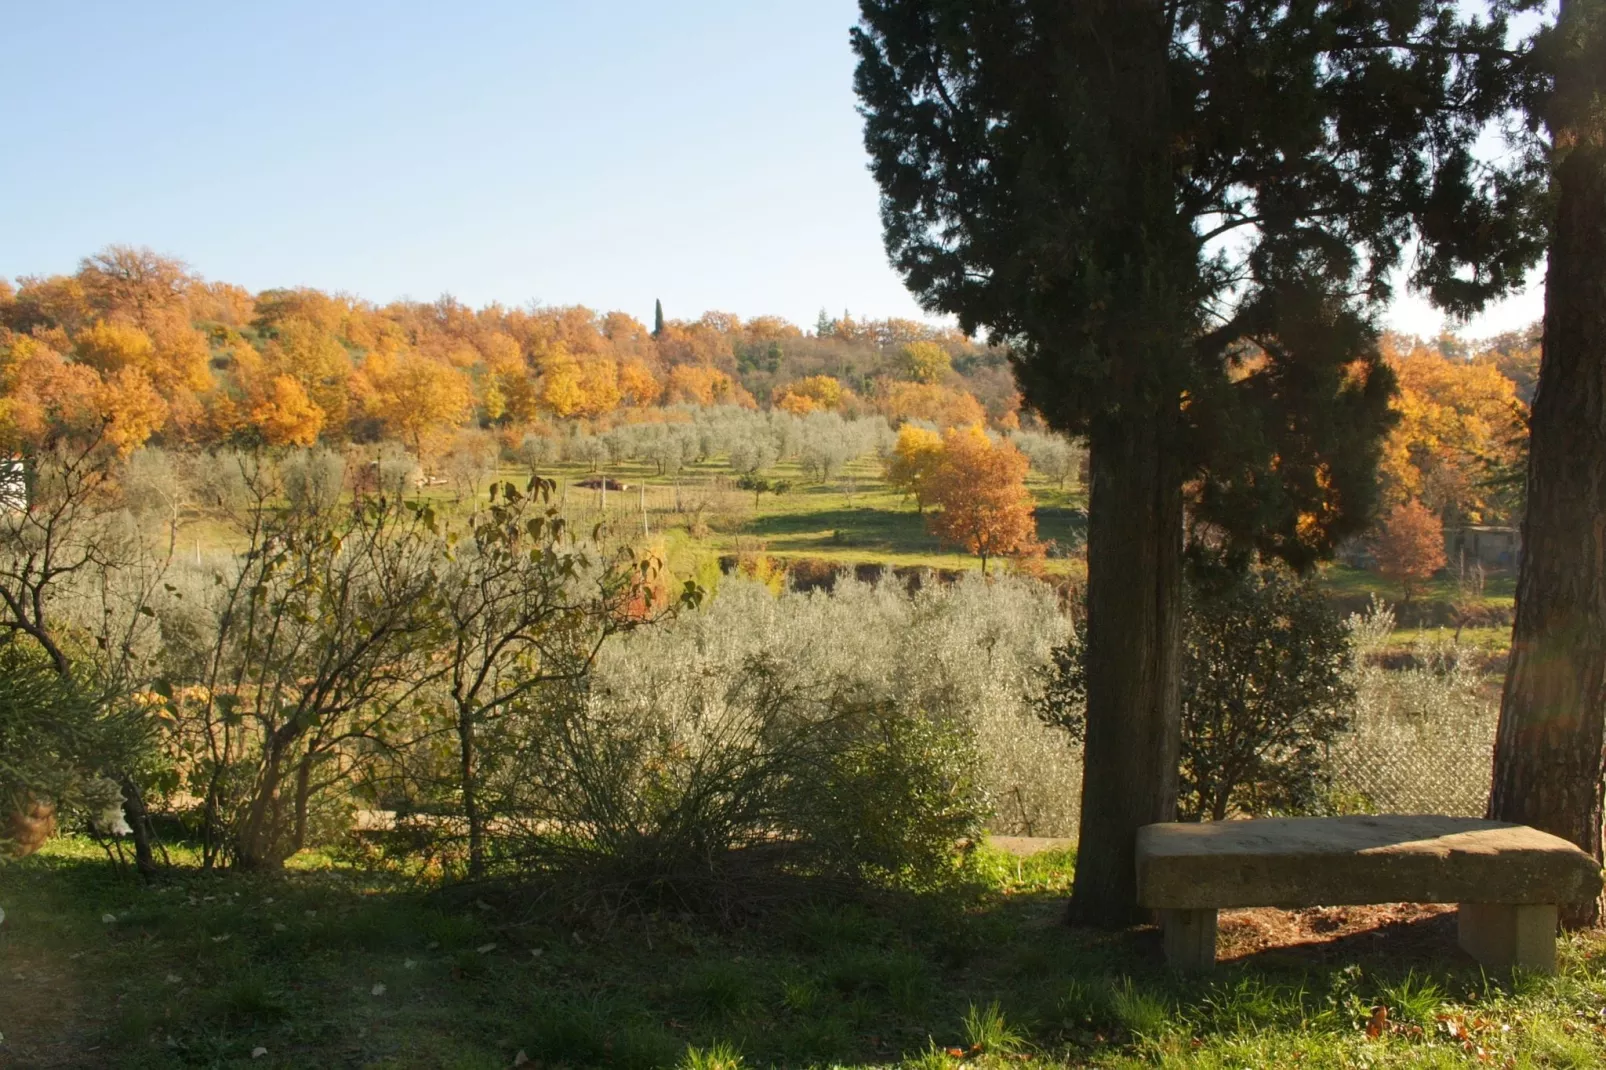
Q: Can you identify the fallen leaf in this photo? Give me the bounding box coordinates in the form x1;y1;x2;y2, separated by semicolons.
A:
1366;1006;1389;1039
371;983;386;996
165;973;181;984
477;942;497;954
251;1046;268;1059
513;1051;530;1067
101;913;116;924
404;958;417;969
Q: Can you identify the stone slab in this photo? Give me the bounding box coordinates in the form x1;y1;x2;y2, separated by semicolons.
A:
1137;815;1602;910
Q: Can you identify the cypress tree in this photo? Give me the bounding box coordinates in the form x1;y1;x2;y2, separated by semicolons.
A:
854;0;1546;925
653;298;665;338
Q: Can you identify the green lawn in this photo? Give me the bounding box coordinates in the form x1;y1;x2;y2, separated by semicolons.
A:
177;456;1088;579
4;838;1606;1068
1317;563;1517;612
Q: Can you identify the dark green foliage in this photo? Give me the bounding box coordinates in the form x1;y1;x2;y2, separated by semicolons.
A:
0;640;132;838
653;297;665;337
1038;564;1355;821
852;0;1544;565
1177;564;1355;820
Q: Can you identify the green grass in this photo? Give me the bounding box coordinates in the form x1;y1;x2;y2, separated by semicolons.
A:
5;837;1606;1068
176;454;1088;580
1317;563;1516;612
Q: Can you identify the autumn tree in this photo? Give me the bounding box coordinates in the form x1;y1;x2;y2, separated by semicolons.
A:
896;340;950;383
361;349;474;460
774;374;849;415
251;375;325;447
1489;0;1606;925
1378;337;1528;524
855;0;1544;923
925;424;1038;572
880;381;985;429
1372;500;1447;604
884;423;943;513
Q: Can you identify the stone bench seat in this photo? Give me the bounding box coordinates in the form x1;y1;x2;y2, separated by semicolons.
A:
1136;815;1603;973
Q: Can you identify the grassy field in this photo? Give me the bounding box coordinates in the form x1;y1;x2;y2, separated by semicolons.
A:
178;455;1088;580
4;838;1605;1068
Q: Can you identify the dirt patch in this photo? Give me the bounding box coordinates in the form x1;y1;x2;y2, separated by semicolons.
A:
1218;902;1463;966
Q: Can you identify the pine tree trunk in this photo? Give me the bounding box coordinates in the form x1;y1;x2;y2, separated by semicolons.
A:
1488;0;1606;928
1069;408;1184;927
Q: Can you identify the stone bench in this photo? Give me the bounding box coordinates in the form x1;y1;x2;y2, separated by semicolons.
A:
1136;815;1603;973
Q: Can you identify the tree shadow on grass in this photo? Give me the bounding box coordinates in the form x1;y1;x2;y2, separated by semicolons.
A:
2;847;1592;1068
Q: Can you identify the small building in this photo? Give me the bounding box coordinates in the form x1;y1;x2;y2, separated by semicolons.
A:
1446;526;1520;569
0;456;25;513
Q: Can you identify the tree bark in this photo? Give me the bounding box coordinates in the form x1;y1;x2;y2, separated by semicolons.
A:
459;711;485;879
1488;0;1606;928
1069;406;1185;927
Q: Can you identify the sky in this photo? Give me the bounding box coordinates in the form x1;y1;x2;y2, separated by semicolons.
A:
1;1;1542;340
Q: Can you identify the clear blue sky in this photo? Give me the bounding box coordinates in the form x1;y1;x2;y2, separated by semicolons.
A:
1;1;1540;339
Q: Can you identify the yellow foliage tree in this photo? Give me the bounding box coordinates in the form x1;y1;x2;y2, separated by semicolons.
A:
263;316;354;431
96;367;169;456
363;351;473;459
896;340;951;383
884;423;944;513
1379;338;1526;524
881;381;986;428
617;359;663;407
774;374;849;415
665;365;753;407
251;375;325;447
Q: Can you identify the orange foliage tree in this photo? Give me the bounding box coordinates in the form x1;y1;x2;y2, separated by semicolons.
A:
925;424;1038;572
881;381;986;428
1372;499;1447;603
774;374;850;415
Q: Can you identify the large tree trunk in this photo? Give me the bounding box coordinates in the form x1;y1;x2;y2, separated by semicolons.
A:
1487;0;1606;928
1069;408;1185;927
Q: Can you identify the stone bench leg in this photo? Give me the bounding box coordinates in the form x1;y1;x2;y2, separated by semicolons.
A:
1161;908;1217;971
1457;903;1558;974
